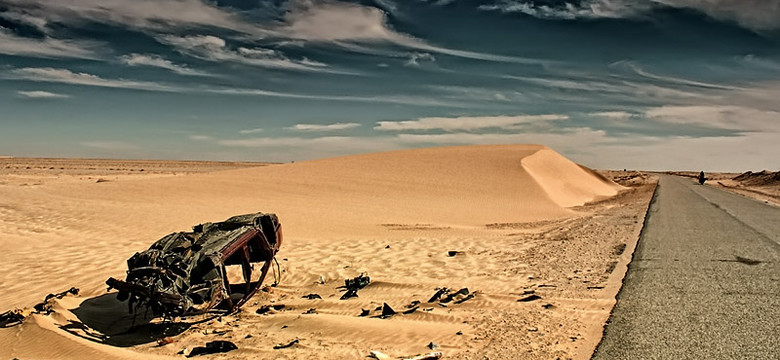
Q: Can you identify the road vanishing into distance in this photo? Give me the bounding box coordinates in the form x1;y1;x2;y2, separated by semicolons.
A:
593;175;780;359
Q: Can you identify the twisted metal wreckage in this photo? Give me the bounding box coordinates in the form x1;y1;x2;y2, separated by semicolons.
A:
106;212;282;318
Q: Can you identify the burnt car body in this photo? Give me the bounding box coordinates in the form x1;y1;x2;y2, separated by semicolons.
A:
107;212;282;318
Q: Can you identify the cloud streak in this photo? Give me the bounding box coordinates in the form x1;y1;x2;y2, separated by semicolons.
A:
288;122;361;131
375;114;569;131
119;53;210;76
480;0;780;31
0;28;99;59
158;34;334;72
17;90;70;99
5;67;175;91
0;0;267;35
277;0;548;65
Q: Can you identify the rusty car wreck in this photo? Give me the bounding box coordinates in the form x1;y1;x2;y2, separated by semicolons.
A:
107;212;282;318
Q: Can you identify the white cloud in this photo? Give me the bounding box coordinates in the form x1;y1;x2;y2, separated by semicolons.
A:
239;128;264;134
280;1;402;42
645;105;780;132
375;114;569;131
504;73;721;103
405;52;436;67
278;0;546;65
620;61;740;91
288;122;361;131
159;34;332;72
0;28;99;59
80;141;137;150
590;111;635;120
0;0;266;35
480;0;780;31
5;67;174;91
479;0;652;20
119;53;210;76
189;135;213;141
655;0;780;31
209;87;468;107
17;90;70;99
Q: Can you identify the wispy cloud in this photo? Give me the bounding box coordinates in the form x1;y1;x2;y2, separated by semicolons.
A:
375;114;568;131
0;0;268;35
480;0;780;31
189;135;213;141
288;122;361;131
5;66;467;106
618;61;741;91
479;0;651;20
0;28;99;59
208;87;469;107
80;140;137;151
277;0;548;65
119;53;210;76
589;111;636;120
239;128;264;135
159;34;332;72
503;73;721;103
5;67;174;91
655;0;780;31
405;52;436;67
17;90;70;99
645;105;780;132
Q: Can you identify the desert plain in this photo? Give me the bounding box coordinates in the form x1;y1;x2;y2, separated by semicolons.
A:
1;144;674;359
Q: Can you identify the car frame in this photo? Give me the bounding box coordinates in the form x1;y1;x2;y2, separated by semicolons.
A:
107;212;282;318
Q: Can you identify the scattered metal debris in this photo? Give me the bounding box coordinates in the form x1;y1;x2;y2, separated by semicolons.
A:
186;340;237;357
34;287;80;314
404;352;443;360
440;288;469;304
374;303;396;319
370;351;442;360
0;310;24;328
339;273;370;300
426;287;477;306
369;350;391;359
427;288;449;303
273;339;299;349
256;304;285;314
453;292;477;304
517;294;541;302
107;212;283;318
156;337;174;346
1;287;80;327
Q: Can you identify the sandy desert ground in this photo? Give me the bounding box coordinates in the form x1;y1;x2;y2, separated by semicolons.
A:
0;145;657;360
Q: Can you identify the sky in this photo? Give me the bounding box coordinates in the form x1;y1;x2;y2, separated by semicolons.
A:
1;0;779;171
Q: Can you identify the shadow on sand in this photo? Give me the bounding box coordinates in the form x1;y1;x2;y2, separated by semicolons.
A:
65;293;196;347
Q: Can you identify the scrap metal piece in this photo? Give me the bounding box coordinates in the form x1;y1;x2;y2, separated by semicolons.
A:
339;273;370;300
107;212;282;318
186;340;237;357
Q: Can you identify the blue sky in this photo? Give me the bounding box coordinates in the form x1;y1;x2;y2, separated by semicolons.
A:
1;0;779;171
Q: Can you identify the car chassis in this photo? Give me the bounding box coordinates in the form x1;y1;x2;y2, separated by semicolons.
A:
107;212;282;318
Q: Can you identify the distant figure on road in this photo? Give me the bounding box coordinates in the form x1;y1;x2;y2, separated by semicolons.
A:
698;171;706;185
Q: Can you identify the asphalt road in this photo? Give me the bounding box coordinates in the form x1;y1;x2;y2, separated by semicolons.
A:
593;175;780;359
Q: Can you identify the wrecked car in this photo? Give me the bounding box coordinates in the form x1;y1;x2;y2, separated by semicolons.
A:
107;212;282;318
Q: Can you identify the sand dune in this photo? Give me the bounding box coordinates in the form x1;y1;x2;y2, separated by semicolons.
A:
0;144;649;360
